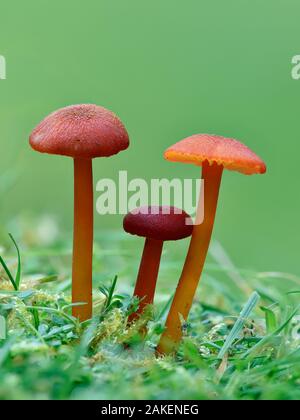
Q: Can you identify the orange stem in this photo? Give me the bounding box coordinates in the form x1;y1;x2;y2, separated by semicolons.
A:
157;162;223;354
72;158;94;321
128;238;164;323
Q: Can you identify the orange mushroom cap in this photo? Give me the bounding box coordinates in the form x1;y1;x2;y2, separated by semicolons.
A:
29;104;129;158
124;206;193;241
164;134;266;175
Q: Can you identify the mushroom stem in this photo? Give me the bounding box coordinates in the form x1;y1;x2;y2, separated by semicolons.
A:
157;162;223;354
128;238;164;323
72;158;94;321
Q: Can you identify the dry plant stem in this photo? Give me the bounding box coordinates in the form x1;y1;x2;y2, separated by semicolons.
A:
157;162;223;354
72;158;94;321
128;238;164;323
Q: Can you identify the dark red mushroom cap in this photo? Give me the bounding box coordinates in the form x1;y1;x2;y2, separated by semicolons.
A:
29;104;129;159
123;206;193;241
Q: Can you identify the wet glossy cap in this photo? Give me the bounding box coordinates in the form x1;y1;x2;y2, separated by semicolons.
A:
123;206;193;241
164;134;266;175
29;104;129;158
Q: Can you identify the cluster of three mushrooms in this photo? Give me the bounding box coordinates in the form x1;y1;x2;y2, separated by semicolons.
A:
30;105;266;356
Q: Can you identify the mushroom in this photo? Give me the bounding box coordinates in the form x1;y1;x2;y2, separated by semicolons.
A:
29;104;129;321
157;134;266;354
123;206;193;322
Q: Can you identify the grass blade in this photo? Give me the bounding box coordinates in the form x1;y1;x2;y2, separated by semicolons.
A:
156;293;174;321
261;306;277;333
105;275;118;310
218;291;260;359
0;256;18;291
29;306;40;330
9;234;21;289
0;234;22;291
210;241;251;295
242;304;300;360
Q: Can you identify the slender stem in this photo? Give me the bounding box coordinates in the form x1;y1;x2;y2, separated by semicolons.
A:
72;158;94;321
128;238;164;323
157;162;223;354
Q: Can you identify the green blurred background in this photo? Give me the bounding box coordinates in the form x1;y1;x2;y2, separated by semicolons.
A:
0;0;299;274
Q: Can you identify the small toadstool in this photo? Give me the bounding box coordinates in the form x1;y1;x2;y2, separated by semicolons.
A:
30;104;129;321
157;134;266;354
123;206;193;323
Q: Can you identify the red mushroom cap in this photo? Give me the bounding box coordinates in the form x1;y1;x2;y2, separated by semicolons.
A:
123;206;193;241
29;104;129;158
164;134;266;175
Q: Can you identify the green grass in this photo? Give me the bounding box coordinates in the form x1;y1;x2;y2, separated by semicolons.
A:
0;219;300;400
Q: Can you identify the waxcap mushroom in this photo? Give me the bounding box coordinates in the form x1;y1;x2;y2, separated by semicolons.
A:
124;206;193;241
124;206;193;323
29;104;129;322
30;104;129;158
164;134;266;175
157;134;266;355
